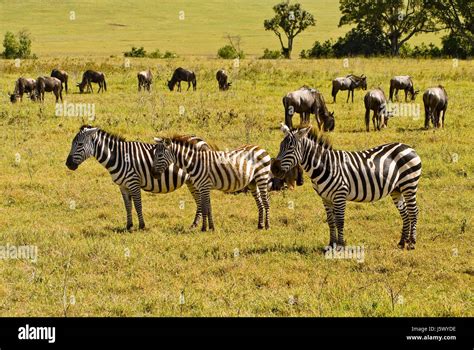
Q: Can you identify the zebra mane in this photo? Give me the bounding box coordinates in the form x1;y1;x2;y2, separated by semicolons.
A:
169;134;219;151
305;127;332;150
82;126;126;142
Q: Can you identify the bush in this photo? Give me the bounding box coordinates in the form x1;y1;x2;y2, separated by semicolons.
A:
442;33;473;59
217;45;244;59
300;40;333;58
123;47;179;59
124;46;146;57
260;48;282;59
332;25;389;57
2;30;34;59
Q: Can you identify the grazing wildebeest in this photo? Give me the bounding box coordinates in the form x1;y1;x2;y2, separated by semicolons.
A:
137;69;153;91
283;86;335;131
35;76;63;102
51;69;69;94
167;67;196;91
268;160;304;191
216;69;231;90
77;70;107;93
423;86;448;129
332;74;367;103
389;76;419;102
364;88;393;132
9;77;36;103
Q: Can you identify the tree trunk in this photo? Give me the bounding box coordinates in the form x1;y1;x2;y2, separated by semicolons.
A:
285;37;294;59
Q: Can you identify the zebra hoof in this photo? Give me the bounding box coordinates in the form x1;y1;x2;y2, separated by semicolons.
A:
407;243;416;250
257;225;264;230
138;223;145;230
189;223;198;229
397;241;405;249
126;224;133;231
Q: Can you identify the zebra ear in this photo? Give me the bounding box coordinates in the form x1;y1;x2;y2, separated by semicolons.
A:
153;137;163;143
164;138;172;147
83;127;98;136
295;126;312;140
280;123;290;135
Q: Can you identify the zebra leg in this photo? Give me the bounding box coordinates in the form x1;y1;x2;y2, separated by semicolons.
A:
333;197;347;246
186;183;202;228
404;192;419;250
129;185;145;230
390;191;410;249
200;188;212;231
323;200;337;246
261;186;270;230
120;187;133;230
249;182;264;229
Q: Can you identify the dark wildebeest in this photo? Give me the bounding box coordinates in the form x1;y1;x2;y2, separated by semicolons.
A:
77;70;107;93
389;76;419;102
167;67;196;92
137;69;153;91
9;77;36;103
51;69;69;94
423;86;448;129
216;69;231;90
364;88;393;132
283;86;335;131
268;160;304;191
35;76;63;102
332;74;367;103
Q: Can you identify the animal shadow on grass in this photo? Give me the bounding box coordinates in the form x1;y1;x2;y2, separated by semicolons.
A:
396;126;430;133
242;243;321;256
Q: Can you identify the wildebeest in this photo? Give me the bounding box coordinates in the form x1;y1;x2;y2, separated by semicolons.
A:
51;69;69;94
9;77;36;103
389;76;419;102
216;69;231;90
167;67;196;91
332;74;367;103
35;76;63;102
77;70;107;93
364;88;393;131
423;86;448;129
137;69;153;91
269;160;303;191
282;86;335;131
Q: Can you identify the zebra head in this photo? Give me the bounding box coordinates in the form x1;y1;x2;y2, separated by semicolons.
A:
66;126;98;170
271;123;311;179
151;137;176;177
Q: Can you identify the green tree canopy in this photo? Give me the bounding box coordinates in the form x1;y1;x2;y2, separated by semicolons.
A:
264;2;315;59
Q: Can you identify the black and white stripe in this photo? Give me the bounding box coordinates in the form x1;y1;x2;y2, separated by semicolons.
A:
272;124;422;249
151;136;272;231
66;126;206;230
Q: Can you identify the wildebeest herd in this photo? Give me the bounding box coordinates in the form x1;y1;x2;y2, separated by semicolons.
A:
9;65;448;250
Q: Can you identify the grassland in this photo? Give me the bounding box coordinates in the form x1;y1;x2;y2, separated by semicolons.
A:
0;0;443;57
0;56;472;316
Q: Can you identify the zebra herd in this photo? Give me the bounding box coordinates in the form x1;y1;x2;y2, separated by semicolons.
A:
66;120;422;250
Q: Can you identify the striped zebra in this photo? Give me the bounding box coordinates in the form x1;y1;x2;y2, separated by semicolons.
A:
151;136;272;231
272;124;422;250
65;125;209;230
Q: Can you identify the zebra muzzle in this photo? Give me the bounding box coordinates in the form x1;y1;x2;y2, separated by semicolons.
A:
270;159;286;179
66;156;78;170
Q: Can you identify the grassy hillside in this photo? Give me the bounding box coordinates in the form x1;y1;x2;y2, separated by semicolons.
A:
0;57;472;316
0;0;442;57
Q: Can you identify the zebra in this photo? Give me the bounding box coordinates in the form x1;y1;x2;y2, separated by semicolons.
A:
65;125;209;231
271;124;422;250
151;136;272;231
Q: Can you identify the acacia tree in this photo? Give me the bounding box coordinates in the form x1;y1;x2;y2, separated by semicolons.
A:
428;0;474;47
339;0;438;56
264;2;315;59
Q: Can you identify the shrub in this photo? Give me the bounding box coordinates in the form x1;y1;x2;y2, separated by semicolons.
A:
300;40;333;58
148;49;162;58
217;45;244;59
2;30;34;59
332;25;389;57
261;48;282;59
124;46;147;57
441;33;473;59
163;51;178;59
